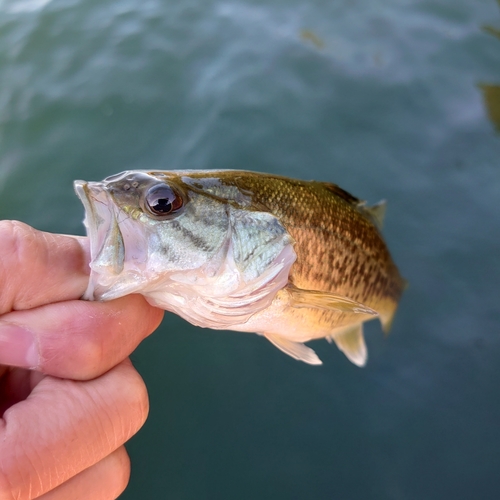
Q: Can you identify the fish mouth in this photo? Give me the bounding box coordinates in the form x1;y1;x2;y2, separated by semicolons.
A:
74;180;125;299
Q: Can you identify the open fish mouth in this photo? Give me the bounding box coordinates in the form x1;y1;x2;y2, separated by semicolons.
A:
74;180;125;299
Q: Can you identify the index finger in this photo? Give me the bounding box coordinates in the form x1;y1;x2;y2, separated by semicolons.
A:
0;221;90;314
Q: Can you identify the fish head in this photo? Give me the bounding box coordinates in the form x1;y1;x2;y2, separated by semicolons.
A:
74;170;231;301
74;170;296;327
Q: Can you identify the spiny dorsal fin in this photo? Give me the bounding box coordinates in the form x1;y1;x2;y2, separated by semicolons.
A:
328;323;367;367
319;182;362;206
263;333;322;365
286;284;377;316
319;182;387;229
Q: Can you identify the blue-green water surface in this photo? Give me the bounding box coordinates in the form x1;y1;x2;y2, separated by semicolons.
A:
1;0;500;498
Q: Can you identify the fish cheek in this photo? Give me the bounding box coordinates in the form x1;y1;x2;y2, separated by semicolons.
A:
149;202;229;272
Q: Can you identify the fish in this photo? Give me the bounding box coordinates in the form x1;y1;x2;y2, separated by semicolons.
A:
74;170;405;366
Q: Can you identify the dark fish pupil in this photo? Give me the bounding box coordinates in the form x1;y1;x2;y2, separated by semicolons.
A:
145;184;183;216
151;197;172;213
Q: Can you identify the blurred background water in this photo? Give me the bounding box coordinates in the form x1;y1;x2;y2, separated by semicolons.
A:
1;0;500;498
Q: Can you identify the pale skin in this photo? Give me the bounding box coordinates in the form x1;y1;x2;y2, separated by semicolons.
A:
0;221;164;500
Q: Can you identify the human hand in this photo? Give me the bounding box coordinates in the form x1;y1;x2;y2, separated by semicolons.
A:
0;221;164;499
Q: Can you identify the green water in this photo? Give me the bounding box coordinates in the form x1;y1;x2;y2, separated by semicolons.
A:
1;0;500;498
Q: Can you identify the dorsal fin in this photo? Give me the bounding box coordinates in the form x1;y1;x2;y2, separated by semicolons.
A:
361;200;387;229
318;182;362;206
319;182;388;230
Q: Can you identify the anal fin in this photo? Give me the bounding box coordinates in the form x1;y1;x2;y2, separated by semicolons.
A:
263;333;322;366
328;324;367;367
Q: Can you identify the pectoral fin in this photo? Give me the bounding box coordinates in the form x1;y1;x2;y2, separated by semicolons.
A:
263;333;323;365
286;284;377;316
327;324;367;367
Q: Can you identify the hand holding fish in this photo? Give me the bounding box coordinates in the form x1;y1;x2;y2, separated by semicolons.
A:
0;221;163;500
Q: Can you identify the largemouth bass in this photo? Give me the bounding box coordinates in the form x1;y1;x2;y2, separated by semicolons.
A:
74;170;405;366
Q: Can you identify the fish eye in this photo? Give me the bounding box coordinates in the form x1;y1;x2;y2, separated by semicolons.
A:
145;184;183;217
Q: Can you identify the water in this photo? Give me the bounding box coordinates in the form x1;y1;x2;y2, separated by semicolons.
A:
1;0;500;498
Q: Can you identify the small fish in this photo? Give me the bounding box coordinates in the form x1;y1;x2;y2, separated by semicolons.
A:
74;170;405;366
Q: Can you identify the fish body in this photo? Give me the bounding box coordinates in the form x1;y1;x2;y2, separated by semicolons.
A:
74;170;405;366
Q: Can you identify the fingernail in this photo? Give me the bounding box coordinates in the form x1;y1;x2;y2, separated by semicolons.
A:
0;322;39;368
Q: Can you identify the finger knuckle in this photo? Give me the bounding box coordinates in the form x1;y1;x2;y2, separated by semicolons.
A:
0;221;42;312
76;331;106;379
0;221;40;267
